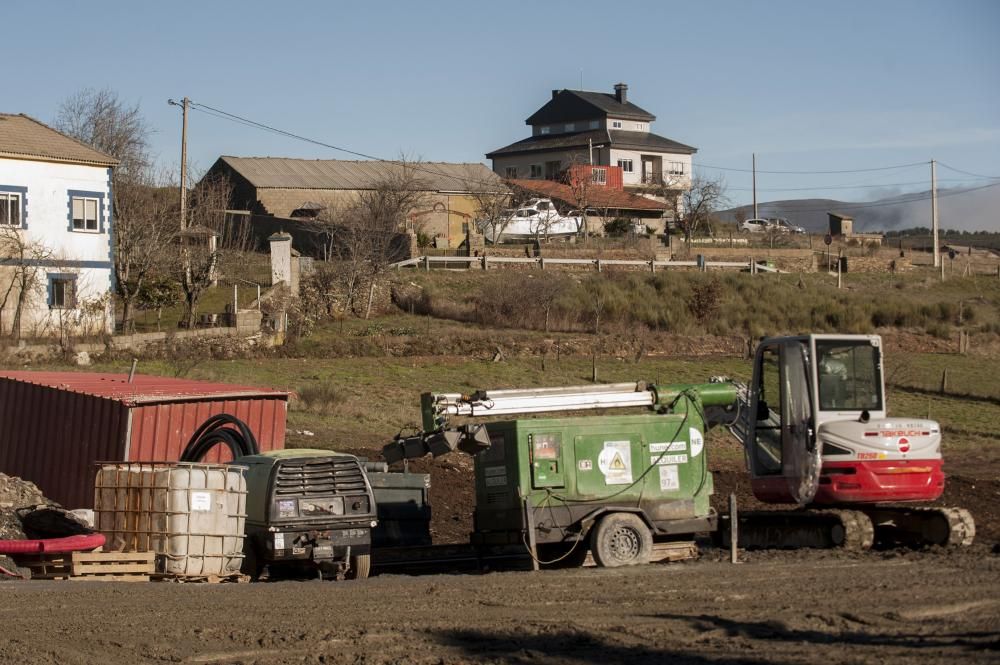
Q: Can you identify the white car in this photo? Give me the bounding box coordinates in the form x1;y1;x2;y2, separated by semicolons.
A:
739;218;771;233
771;218;807;234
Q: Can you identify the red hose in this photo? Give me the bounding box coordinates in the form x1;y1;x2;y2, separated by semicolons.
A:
0;533;106;555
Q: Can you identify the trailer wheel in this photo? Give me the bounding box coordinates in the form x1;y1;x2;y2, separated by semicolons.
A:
347;553;371;580
591;513;652;567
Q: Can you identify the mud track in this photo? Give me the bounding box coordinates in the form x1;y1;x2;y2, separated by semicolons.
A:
1;547;997;664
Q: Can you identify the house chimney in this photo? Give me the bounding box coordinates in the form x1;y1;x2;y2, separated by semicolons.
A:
614;83;628;104
552;90;560;100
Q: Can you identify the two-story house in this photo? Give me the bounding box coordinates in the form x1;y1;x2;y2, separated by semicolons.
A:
486;83;696;200
0;114;117;337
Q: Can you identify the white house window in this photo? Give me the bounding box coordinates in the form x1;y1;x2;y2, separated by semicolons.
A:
71;196;99;231
668;161;686;176
588;120;599;129
617;159;634;173
539;126;551;135
530;164;543;178
564;123;575;132
591;168;607;185
611;120;623;129
635;123;647;131
504;166;518;178
0;192;21;226
48;275;77;309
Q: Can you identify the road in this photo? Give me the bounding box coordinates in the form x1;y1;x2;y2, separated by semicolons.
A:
1;546;997;664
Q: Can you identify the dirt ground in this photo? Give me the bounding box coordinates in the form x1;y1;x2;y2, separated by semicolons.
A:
1;547;997;664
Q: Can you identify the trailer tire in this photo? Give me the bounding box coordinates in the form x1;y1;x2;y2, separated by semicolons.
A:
591;513;653;567
348;553;371;580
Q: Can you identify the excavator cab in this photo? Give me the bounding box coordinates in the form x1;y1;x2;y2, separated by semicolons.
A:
747;337;821;504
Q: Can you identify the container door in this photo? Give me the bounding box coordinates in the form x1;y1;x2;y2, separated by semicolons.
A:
529;432;564;489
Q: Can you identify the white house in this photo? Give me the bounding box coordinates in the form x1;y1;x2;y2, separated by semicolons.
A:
0;113;117;338
486;83;696;199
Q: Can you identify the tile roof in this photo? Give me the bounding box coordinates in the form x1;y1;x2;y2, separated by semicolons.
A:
526;90;655;125
486;129;696;158
0;113;118;167
215;156;502;192
507;179;667;212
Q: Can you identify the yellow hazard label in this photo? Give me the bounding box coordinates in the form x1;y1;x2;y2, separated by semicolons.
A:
609;453;626;470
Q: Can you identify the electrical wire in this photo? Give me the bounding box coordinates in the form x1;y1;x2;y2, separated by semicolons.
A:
186;99;999;210
694;161;928;175
936;162;1000;180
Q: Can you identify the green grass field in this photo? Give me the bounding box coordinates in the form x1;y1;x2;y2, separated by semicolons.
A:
51;352;997;466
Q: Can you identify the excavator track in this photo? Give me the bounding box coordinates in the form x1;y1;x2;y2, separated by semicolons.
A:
863;506;976;548
719;509;874;551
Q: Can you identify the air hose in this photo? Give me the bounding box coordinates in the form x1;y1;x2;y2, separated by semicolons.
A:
179;414;260;462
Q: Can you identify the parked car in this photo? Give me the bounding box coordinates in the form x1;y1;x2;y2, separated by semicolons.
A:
770;218;807;234
739;218;771;233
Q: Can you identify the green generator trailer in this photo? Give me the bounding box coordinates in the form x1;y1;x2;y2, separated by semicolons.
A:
237;449;378;580
383;381;738;567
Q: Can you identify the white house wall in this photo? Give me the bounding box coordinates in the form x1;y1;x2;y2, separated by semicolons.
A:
609;149;692;188
0;157;113;336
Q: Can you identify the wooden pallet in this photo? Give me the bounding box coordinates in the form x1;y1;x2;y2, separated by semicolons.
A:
152;572;250;584
582;541;698;567
16;551;155;582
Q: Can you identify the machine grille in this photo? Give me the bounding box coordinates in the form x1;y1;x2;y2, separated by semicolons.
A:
274;457;367;496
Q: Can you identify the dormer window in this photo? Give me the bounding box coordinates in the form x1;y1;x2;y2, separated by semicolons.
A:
564;123;575;132
539;126;550;135
611;120;623;129
635;122;647;131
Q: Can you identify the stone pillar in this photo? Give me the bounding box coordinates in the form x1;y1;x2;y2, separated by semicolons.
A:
269;231;293;288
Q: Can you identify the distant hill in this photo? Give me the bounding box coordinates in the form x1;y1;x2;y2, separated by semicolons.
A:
717;184;1000;233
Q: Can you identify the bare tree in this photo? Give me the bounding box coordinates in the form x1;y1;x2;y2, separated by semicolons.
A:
469;178;514;245
523;273;569;332
113;174;175;332
176;174;234;328
678;175;728;244
54;88;151;180
346;162;428;319
0;227;53;340
55;88;162;332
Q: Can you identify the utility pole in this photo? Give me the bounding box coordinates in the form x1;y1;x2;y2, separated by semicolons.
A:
752;153;758;219
168;97;190;230
931;159;940;268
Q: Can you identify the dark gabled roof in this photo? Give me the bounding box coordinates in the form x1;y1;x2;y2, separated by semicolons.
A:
608;130;697;155
526;89;655;125
486;129;696;158
486;129;609;158
0;113;118;167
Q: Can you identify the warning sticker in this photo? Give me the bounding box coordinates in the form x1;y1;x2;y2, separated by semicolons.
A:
484;475;507;487
659;465;680;491
650;441;686;453
191;491;212;512
689;428;704;458
651;454;688;466
578;459;593;471
598;441;632;485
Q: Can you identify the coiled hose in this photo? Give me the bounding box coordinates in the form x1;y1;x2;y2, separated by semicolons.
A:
179;414;260;462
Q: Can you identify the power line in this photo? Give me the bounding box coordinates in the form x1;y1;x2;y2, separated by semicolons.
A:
694;160;928;175
936;161;1000;180
188;102;503;190
726;177;983;193
745;180;1000;214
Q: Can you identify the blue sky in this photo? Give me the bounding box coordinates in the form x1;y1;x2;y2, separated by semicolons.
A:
4;0;999;213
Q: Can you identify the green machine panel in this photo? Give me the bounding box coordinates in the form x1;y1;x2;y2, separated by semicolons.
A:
473;411;713;543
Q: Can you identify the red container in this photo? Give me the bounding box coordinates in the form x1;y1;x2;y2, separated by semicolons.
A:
0;371;288;509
